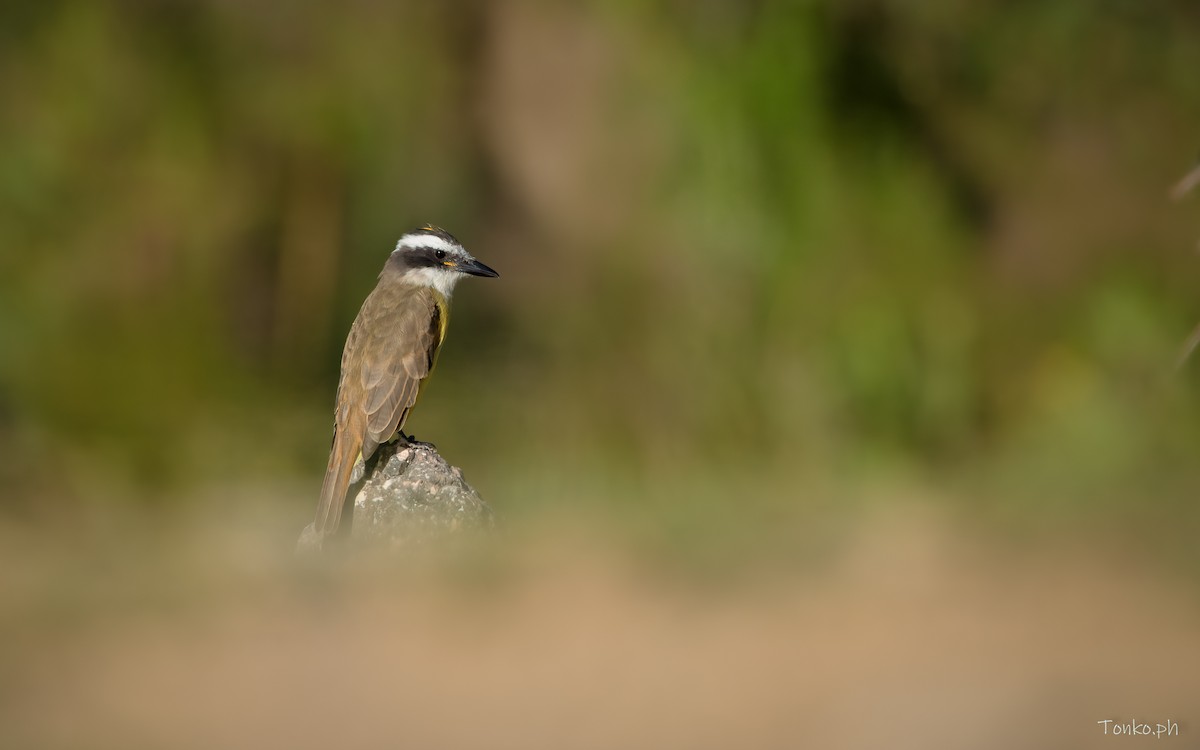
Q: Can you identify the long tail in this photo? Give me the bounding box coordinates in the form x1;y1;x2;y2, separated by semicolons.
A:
313;428;360;536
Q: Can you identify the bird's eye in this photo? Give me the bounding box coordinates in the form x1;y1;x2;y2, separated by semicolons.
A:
435;250;446;260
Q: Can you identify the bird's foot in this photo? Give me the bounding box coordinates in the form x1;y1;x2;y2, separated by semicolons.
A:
397;431;436;451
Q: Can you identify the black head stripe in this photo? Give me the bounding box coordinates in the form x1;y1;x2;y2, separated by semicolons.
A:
392;248;441;270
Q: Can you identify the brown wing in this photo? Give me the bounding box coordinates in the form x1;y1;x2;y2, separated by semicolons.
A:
337;282;443;463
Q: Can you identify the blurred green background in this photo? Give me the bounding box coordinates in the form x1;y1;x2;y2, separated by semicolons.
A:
5;4;1200;747
2;0;1200;567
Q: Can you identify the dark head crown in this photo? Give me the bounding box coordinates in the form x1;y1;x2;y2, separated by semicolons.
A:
412;224;460;246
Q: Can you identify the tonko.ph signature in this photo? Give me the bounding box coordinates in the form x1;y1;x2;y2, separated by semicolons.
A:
1097;719;1180;738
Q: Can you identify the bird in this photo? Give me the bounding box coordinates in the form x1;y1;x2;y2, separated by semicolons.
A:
310;225;498;539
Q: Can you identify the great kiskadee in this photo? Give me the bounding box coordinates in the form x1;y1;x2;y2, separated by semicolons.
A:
310;225;498;538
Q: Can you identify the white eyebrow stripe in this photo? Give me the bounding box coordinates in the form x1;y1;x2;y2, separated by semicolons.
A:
395;234;457;254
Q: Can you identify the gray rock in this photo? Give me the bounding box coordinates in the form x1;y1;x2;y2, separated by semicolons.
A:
297;440;493;554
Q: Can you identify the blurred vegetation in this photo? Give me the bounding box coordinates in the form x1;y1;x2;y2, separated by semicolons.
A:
2;0;1200;566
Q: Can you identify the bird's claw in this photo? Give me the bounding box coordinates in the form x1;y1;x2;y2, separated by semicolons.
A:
397;431;436;450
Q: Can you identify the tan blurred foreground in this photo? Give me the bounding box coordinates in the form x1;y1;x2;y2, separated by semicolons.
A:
1;503;1197;750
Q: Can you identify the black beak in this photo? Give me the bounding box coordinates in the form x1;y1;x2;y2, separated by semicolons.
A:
459;258;499;278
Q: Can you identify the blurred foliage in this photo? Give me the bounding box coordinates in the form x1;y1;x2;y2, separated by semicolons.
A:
2;0;1200;562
